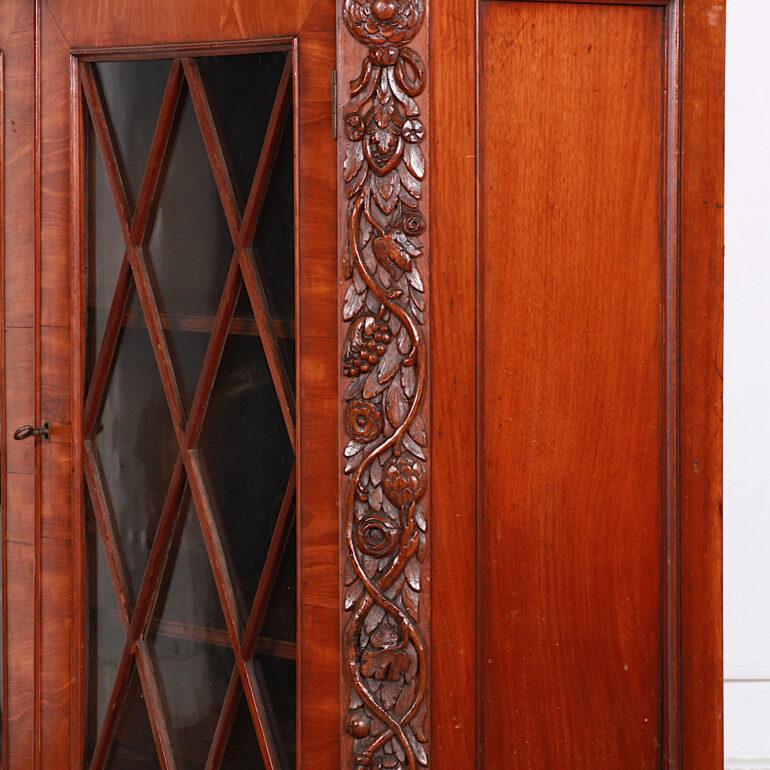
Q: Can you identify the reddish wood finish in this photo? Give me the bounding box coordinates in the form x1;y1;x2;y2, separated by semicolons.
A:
1;1;338;769
1;0;723;768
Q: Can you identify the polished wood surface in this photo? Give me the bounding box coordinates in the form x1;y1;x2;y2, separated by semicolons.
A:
679;0;725;766
480;2;665;766
0;0;723;767
2;1;338;768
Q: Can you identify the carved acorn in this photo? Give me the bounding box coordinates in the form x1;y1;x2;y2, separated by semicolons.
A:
344;315;393;377
383;455;426;507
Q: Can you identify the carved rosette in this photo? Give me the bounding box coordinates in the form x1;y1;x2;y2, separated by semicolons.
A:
340;1;429;768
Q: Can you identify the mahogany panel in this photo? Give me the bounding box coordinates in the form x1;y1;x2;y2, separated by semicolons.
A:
679;0;725;766
479;3;665;767
429;0;477;766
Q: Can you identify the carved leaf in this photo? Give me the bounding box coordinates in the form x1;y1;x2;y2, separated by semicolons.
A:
345;579;363;610
402;583;419;621
406;266;424;292
363;369;389;399
344;141;365;182
405;556;421;591
385;375;408;428
402;432;426;461
408;413;427;446
369;484;383;511
377;341;402;384
404;144;425;180
345;440;365;457
365;604;386;635
398;164;422;199
370;459;382;487
401;365;415;398
343;283;365;320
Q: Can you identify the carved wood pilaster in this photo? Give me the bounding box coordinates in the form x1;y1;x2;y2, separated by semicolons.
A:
339;1;430;767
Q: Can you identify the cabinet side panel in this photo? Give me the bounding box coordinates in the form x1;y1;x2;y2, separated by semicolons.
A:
479;3;665;767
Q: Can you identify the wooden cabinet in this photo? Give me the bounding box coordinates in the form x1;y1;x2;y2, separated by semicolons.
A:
0;0;723;768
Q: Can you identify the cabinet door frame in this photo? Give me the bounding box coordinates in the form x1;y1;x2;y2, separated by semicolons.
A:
1;1;339;768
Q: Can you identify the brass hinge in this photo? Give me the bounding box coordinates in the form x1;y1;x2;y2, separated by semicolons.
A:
332;69;338;140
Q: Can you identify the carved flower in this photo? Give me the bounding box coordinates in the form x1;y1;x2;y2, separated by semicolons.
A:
345;112;366;142
401;118;425;143
346;400;384;442
401;209;425;236
343;0;425;47
360;626;410;682
355;512;400;557
383;456;426;507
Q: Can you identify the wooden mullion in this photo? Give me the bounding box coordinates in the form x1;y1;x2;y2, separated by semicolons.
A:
82;258;132;437
238;248;295;448
135;641;178;770
180;58;241;242
83;443;131;626
205;468;296;768
129;455;186;639
242;467;296;655
183;252;241;448
80;63;132;244
239;659;284;770
183;454;243;644
125;245;186;440
87;646;136;770
238;55;292;247
204;677;243;770
130;59;185;243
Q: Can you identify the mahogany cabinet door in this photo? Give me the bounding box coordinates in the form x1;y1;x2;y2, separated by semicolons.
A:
1;1;338;768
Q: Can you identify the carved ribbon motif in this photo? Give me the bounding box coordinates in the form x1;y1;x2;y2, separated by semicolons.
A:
341;1;428;768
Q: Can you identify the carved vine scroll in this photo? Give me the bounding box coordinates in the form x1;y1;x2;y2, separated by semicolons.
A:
340;1;429;768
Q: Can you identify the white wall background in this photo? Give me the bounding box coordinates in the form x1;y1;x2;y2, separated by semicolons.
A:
724;0;770;766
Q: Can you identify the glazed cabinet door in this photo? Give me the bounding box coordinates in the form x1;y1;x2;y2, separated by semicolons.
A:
1;1;338;768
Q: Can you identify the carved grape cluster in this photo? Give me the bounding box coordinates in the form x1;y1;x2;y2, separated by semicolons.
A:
343;315;393;377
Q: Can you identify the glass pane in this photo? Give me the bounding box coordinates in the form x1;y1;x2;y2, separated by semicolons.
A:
95;59;171;211
149;633;234;769
198;312;294;619
256;656;296;768
260;519;296;644
197;52;287;210
86;517;126;761
145;89;234;409
87;115;126;366
93;289;178;601
220;697;266;770
152;491;226;631
106;671;161;769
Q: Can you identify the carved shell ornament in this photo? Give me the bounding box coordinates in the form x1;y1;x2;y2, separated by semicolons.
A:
341;0;429;768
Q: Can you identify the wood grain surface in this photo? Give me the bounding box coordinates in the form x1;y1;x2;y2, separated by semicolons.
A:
479;3;665;767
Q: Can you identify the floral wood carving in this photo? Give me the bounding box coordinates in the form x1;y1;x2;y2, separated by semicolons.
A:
340;1;429;768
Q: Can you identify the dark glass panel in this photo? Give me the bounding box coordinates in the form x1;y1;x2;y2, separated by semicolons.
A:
197;52;287;209
87;115;126;367
220;696;266;770
105;670;161;769
149;633;234;769
251;108;295;324
260;519;296;644
86;518;126;761
152;490;226;631
93;289;178;601
257;656;296;768
198;308;294;620
95;59;171;212
145;89;234;409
